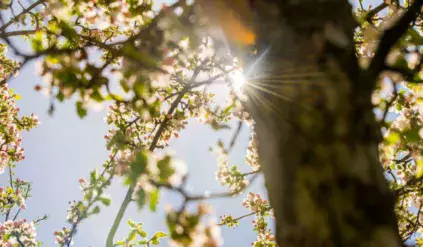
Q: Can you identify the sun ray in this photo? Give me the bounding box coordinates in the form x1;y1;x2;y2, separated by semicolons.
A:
246;89;279;115
244;47;271;77
248;90;287;117
246;82;294;103
250;72;325;80
249;78;324;86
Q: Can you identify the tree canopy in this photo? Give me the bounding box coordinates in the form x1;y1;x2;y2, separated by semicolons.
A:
0;0;423;246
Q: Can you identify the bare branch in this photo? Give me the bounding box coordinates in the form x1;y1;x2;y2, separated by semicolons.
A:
365;2;388;24
0;29;37;37
0;0;44;33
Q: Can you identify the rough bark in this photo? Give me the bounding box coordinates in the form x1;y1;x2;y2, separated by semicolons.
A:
197;0;423;245
239;0;402;246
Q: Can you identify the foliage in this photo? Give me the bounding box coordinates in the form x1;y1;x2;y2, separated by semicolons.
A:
114;220;167;247
0;0;423;246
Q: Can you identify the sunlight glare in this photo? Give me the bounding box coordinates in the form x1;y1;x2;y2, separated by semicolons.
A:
230;70;246;95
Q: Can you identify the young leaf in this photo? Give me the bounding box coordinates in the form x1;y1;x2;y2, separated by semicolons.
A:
76;101;87;118
149;189;160;212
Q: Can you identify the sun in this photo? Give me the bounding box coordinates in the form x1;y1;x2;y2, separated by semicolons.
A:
230;70;246;95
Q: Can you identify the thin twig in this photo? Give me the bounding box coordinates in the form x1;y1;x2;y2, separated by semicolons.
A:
218;212;255;226
227;120;243;153
0;0;44;33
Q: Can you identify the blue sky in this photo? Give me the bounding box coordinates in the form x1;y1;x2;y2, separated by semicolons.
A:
0;0;269;246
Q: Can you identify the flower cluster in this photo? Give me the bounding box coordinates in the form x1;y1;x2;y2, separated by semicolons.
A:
74;0;153;32
0;83;39;173
251;224;276;247
216;160;249;193
245;132;260;171
242;193;275;247
0;184;28;214
212;141;254;193
53;227;72;246
0;44;21;80
242;193;272;217
0;219;37;247
219;214;239;228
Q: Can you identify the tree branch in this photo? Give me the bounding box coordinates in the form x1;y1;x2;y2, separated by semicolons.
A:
0;0;44;33
365;2;388;24
0;29;37;38
380;80;398;126
106;86;190;247
226;120;243;153
369;0;423;77
105;187;133;247
218;212;255;226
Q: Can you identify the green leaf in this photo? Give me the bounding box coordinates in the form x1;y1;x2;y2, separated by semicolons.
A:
127;219;136;227
106;93;124;101
99;197;111;206
57;92;65;102
136;228;147;238
133;80;146;97
90;170;97;183
107;131;127;150
222;104;234;114
385;132;400;145
149;189;159;212
417;159;423;178
120;79;131;93
409;28;423;45
152;231;167;238
127;230;137;242
84;190;93;201
150;237;160;245
30;31;46;52
136;188;146;209
91;205;100;215
122;44;158;68
404;128;420;143
114;240;125;246
76;101;87;118
211;120;230;130
90;89;104;102
157;156;174;181
60;21;78;40
130;150;148;175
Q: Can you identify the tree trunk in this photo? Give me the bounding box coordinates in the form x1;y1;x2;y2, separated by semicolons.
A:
241;0;402;246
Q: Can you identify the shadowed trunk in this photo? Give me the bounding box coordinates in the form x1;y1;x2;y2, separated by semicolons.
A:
240;0;402;246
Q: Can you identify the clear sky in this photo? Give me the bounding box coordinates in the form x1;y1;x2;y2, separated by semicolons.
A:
0;0;269;246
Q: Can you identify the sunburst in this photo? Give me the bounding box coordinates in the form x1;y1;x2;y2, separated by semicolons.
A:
230;70;246;94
